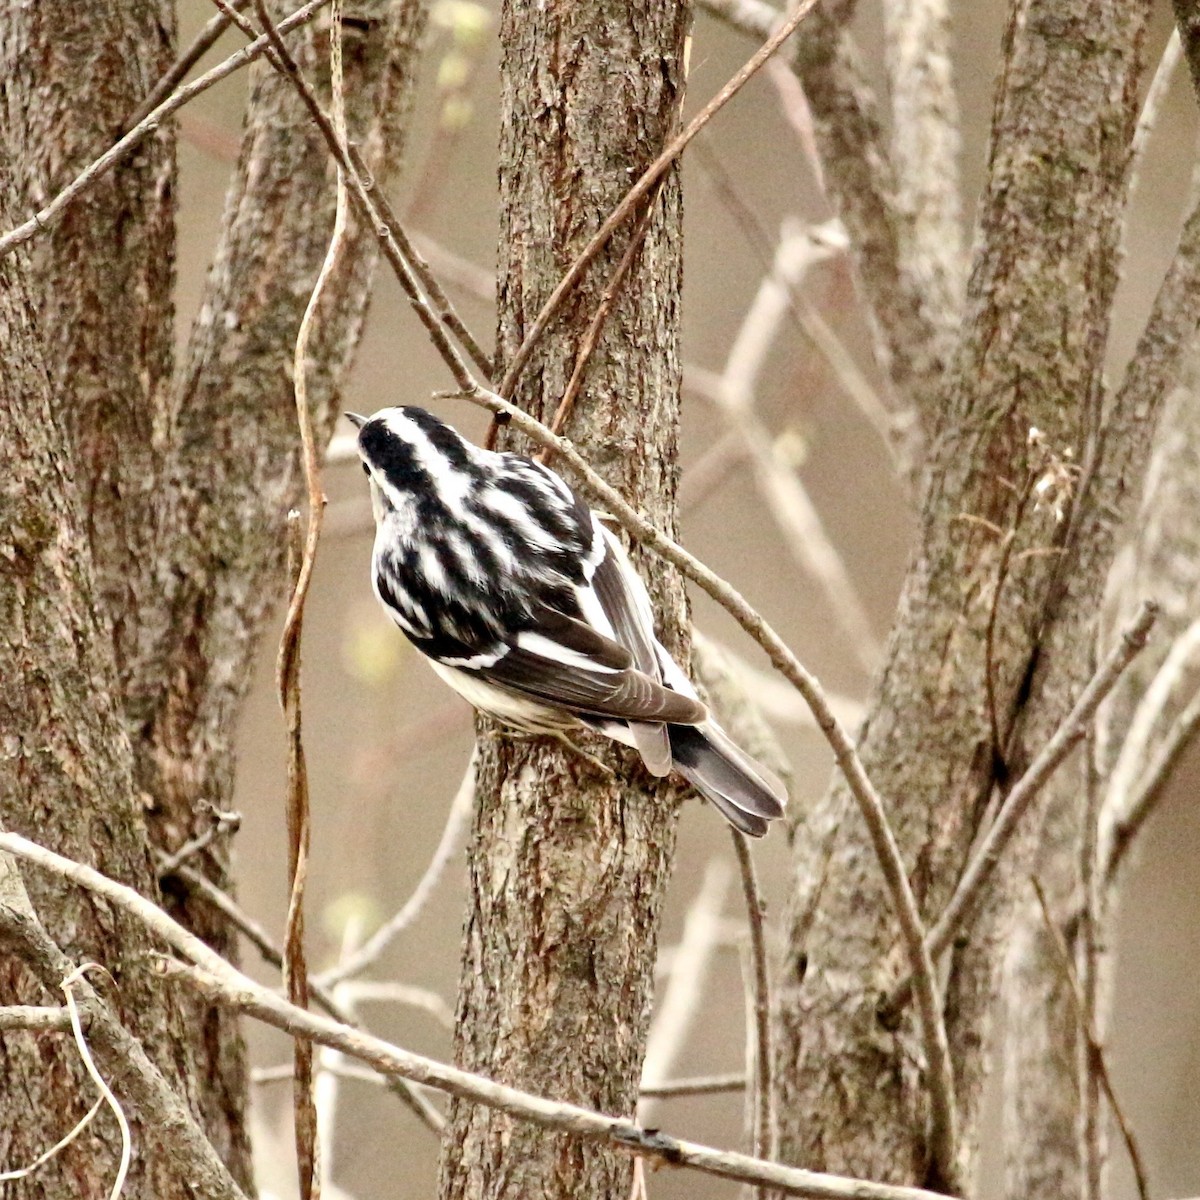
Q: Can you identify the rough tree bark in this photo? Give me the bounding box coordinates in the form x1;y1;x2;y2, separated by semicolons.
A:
436;2;691;1198
0;1;428;1193
776;0;1151;1188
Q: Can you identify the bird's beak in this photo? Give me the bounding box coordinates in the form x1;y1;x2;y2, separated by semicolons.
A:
345;412;366;429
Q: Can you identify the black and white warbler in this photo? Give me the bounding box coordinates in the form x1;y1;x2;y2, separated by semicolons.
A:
348;406;786;836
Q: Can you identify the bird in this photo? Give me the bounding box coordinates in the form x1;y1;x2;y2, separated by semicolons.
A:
347;405;787;836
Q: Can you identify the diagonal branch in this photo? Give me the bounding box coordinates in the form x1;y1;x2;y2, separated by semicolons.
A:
883;601;1158;1015
0;852;247;1200
0;0;333;259
0;833;951;1200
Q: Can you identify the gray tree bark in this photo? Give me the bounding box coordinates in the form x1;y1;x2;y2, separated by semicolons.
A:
776;0;1153;1188
0;2;427;1193
436;2;691;1198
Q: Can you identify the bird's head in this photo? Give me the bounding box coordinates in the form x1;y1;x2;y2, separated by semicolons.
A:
347;406;474;524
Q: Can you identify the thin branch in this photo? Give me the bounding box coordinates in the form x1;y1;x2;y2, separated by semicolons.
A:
1030;879;1150;1200
883;601;1159;1015
983;469;1039;775
537;180;666;460
1128;30;1183;198
1080;715;1103;1200
61;966;132;1200
731;831;774;1175
123;1;250;129
316;754;475;989
451;382;959;1188
640;1073;747;1098
880;0;963;319
216;2;480;396
1172;0;1200;102
0;851;248;1200
493;0;820;403
1103;684;1200;886
409;230;495;302
166;862;445;1135
687;223;882;672
692;140;895;452
0;1005;73;1033
0;0;334;259
1104;618;1200;813
0;1097;105;1185
0;829;952;1200
156;809;242;877
699;0;781;39
249;1;351;1191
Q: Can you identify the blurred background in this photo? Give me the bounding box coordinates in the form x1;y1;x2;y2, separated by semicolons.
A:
172;1;1200;1195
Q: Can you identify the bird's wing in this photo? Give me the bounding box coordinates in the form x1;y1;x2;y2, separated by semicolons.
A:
468;628;705;725
587;522;662;679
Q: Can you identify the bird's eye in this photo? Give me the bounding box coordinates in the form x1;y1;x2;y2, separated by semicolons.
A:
361;462;371;477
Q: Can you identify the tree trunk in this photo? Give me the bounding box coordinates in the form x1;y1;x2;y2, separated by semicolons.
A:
436;3;691;1197
775;0;1150;1187
0;2;428;1192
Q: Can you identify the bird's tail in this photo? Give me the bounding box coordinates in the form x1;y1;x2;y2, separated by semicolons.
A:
668;721;787;837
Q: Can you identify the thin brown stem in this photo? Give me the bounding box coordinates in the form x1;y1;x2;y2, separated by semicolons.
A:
123;1;250;129
165;862;445;1135
1103;684;1200;885
639;1073;747;1098
1031;878;1150;1200
213;0;491;392
536;182;665;461
731;830;774;1176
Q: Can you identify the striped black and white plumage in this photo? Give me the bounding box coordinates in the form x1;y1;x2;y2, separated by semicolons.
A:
348;406;786;836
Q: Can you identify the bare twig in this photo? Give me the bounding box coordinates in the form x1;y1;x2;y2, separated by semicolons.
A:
1129;30;1183;198
0;832;954;1200
880;0;963;319
731;831;774;1176
493;0;820;405
0;0;333;258
692;140;894;453
156;809;242;877
316;754;475;989
0;1004;73;1033
62;965;132;1200
538;181;666;459
198;0;493;400
1103;684;1200;886
699;0;781;40
687;224;882;672
409;231;495;301
1030;879;1150;1200
166;863;445;1134
639;1073;747;1098
0;851;248;1200
640;860;732;1108
0;1097;104;1184
1080;716;1103;1200
251;1;351;1191
883;601;1159;1015
124;1;250;129
982;468;1039;773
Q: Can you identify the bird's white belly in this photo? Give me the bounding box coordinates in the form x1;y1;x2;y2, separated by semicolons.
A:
427;659;572;734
